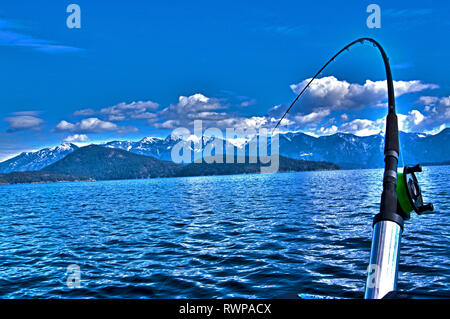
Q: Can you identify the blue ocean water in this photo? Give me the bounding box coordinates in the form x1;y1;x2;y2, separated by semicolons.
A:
0;166;448;298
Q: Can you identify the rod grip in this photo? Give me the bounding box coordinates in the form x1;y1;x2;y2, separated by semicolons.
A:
385;112;399;154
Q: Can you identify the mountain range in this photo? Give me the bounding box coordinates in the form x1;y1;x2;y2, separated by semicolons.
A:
1;128;449;173
0;145;337;184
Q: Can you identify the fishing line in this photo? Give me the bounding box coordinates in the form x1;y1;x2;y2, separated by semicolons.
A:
399;134;406;167
272;38;395;134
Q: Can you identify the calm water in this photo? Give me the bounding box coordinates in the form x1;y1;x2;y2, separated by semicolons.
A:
0;167;449;298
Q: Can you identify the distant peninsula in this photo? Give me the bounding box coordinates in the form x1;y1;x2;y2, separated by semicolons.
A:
0;171;93;185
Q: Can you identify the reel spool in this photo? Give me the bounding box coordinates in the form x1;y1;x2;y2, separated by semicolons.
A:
396;164;434;220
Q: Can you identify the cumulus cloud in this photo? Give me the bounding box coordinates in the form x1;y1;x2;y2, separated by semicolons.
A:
4;115;44;132
71;101;160;122
409;95;450;131
55;120;76;131
317;116;408;137
294;109;330;126
316;96;449;137
216;116;272;130
285;76;438;115
63;134;90;143
267;76;439;131
154;94;230;129
55;117;118;133
60;78;440;135
59;80;445;138
148;89;446;135
100;101;159;122
417;96;439;107
161;94;224;114
152;93;288;131
76;118;117;132
149;93;284;132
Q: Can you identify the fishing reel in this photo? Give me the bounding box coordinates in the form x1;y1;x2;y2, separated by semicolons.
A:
396;164;434;220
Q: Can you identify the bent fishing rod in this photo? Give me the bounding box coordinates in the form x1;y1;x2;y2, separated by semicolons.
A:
274;37;434;299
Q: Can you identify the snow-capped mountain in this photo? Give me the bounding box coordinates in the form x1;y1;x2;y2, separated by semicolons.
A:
1;128;449;173
273;132;384;168
103;134;236;161
276;128;450;168
104;135;186;161
0;143;79;173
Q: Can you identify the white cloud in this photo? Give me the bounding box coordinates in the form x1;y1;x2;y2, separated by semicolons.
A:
417;96;439;106
154;120;181;129
57;80;445;137
71;101;160;122
55;117;118;133
63;134;90;143
403;95;450;131
316;98;449;137
319;113;420;137
318;125;338;135
286;76;439;114
5;115;44;132
55;120;76;131
79;118;118;132
148;88;445;135
159;94;224;116
152;94;285;132
101;101;159;117
213;116;271;131
294;109;330;125
266;76;440;132
339;119;384;136
423;124;446;135
69;101;160;123
392;80;438;96
408;110;425;126
154;93;233;129
131;112;157;120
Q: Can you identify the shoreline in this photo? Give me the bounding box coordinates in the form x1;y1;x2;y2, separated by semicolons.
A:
2;163;449;186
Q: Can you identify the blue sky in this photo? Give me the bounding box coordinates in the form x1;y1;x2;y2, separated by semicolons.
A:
0;0;449;160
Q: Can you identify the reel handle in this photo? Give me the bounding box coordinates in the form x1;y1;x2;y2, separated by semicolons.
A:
405;164;422;174
396;165;434;219
418;203;434;214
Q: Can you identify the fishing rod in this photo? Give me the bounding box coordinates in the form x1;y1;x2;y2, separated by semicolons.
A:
274;38;434;299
